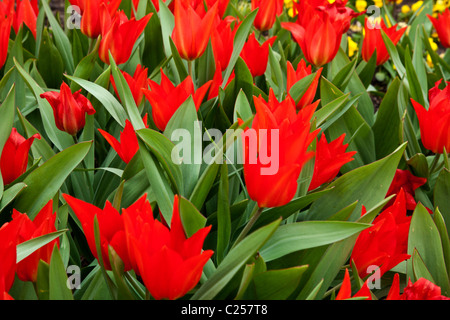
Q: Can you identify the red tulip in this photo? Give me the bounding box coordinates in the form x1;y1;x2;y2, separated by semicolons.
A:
240;32;277;78
98;8;152;65
428;8;450;48
251;0;284;32
63;194;132;271
0;220;20;300
286;59;322;109
142;68;211;131
387;274;450;300
0;13;12;70
0;128;40;185
207;61;235;100
411;79;450;154
242;89;319;208
98;118;148;164
308;134;357;191
335;269;372;300
0;0;38;38
206;0;230;18
361;17;406;66
40;82;96;136
172;0;218;61
110;64;148;107
123;194;213;300
385;169;427;211
351;189;411;278
69;0;121;38
211;17;239;72
282;0;359;67
12;200;59;283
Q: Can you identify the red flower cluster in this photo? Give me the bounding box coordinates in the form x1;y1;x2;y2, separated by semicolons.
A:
64;194;213;300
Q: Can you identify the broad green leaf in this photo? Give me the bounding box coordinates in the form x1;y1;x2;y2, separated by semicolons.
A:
411;249;435;284
164;97;201;197
332;55;358;91
14;58;73;151
66;74;128;127
251;266;308;300
189;162;220;210
259;221;370;262
372;77;402;159
0;183;26;214
0;85;16;198
381;29;406;78
305;143;407;221
14;141;93;219
434;168;450;233
41;0;74;74
49;244;74;300
433;207;450;280
191;218;280;300
407;203;450;296
37;28;64;89
178;196;207;238
289;73;316;106
222;9;258;87
17;229;67;263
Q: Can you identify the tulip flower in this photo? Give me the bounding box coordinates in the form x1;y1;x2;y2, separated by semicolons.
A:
205;0;230;18
308;134;357;191
40;82;96;136
172;0;218;61
351;189;411;278
428;8;450;48
12;201;59;283
387;274;450;300
0;0;38;39
361;18;407;66
286;59;322;110
63;194;132;271
410;79;450;154
240;33;277;78
142;69;211;131
242;89;319;208
335;269;372;300
98;118;149;164
69;0;121;38
211;17;239;72
110;64;148;107
98;8;152;65
282;0;359;67
0;13;12;70
251;0;284;32
385;169;427;211
0;220;20;300
0;128;40;186
123;194;214;300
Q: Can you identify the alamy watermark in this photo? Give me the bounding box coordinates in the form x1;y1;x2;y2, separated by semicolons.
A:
170;121;280;176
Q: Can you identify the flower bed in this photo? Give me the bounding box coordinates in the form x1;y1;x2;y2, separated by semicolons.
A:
0;0;450;302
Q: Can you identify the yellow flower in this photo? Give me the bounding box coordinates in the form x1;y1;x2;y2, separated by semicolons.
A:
374;0;383;7
427;54;434;68
328;0;336;3
355;0;367;11
429;38;438;51
411;0;424;11
348;36;358;57
434;0;447;12
401;5;410;14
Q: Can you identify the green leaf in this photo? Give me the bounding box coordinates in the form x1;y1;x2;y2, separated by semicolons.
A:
252;266;308;300
305;143;407;221
0;85;16;197
222;9;258;87
216;163;231;265
14;58;74;151
14;141;93;219
191;218;280;300
407;203;450;296
164;97;201;197
259;221;370;262
49;244;74;300
380;29;406;78
372;77;402;159
411;248;435;284
289;73;316;106
332;56;358;91
37;28;64;89
70;38;99;92
434;168;450;232
404;48;426;107
65;74;128;127
41;0;74;74
189;162;220;210
17;229;67;263
178;196;207;238
0;183;26;214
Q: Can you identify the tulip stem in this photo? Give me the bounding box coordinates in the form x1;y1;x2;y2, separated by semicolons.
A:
188;60;193;80
232;205;264;248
